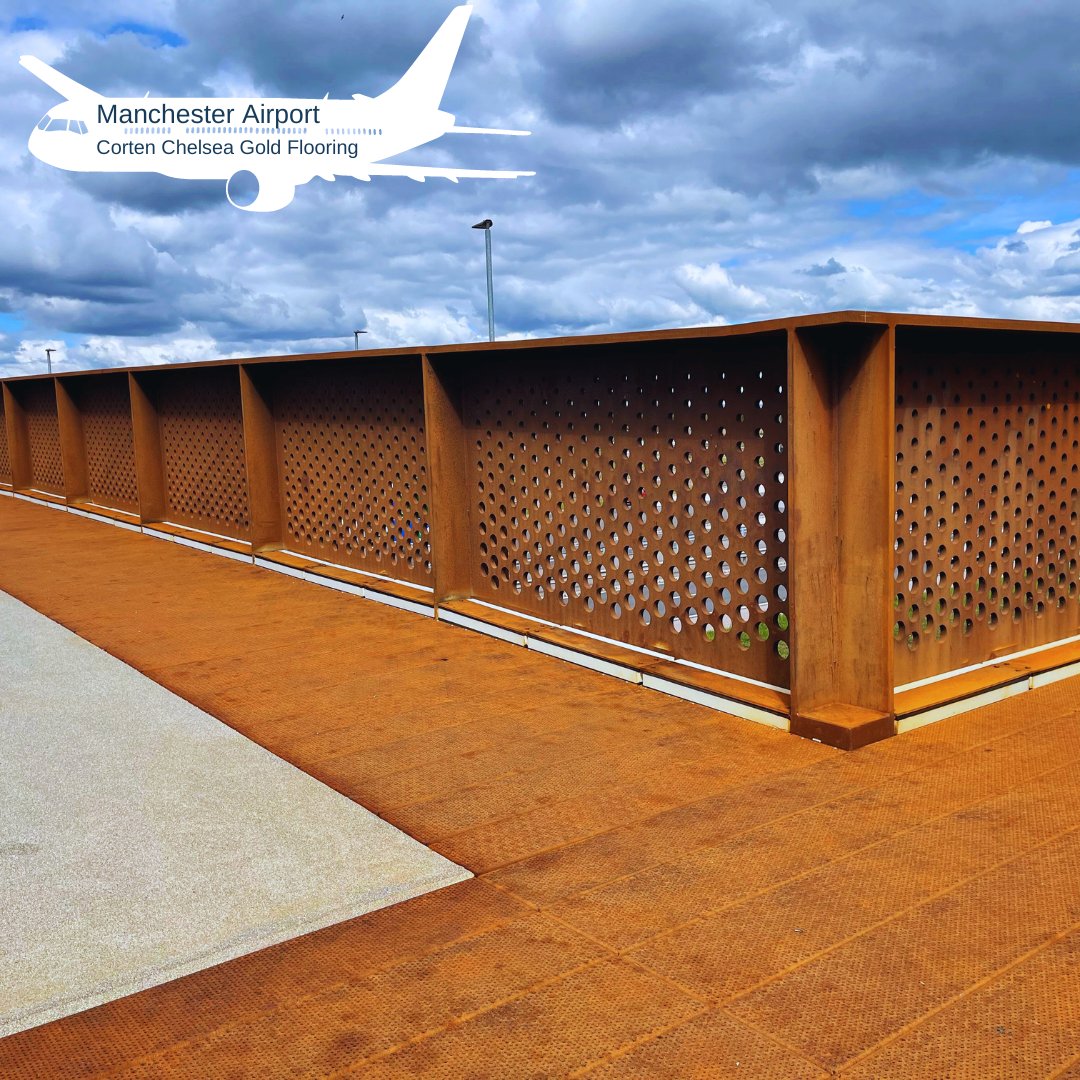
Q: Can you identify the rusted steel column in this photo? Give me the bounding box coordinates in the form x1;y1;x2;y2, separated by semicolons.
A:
3;383;31;491
421;353;473;603
55;378;88;503
788;321;896;749
128;372;166;524
239;364;282;551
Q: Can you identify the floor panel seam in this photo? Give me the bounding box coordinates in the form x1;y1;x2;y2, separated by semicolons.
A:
718;821;1080;1010
609;749;1080;955
832;919;1080;1075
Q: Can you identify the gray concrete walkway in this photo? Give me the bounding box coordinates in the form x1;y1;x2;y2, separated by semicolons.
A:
0;590;469;1039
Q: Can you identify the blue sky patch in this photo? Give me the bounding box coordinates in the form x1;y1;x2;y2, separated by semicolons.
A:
4;0;1080;372
104;22;187;48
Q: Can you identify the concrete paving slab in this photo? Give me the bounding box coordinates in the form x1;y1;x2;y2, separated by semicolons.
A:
0;590;470;1039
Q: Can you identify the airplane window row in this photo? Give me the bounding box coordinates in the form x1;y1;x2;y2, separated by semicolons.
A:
179;127;311;135
37;117;88;134
36;118;388;139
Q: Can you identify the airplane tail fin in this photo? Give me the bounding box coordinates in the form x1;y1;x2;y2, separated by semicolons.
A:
20;55;102;101
376;5;472;113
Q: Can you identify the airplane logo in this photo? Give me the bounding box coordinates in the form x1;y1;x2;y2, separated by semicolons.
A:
21;4;533;212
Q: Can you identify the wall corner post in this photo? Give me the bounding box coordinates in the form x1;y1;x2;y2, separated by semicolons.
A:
787;322;896;749
421;353;473;605
128;372;166;525
239;364;282;552
55;377;88;504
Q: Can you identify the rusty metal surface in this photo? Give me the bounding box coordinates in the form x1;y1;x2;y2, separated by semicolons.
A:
18;380;64;494
5;497;1080;1077
267;359;432;585
151;367;250;538
459;335;790;684
894;328;1080;685
839;931;1080;1079
9;310;1080;385
72;374;139;514
7;312;1080;716
0;391;8;483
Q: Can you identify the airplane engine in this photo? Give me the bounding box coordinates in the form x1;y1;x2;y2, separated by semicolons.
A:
225;170;296;212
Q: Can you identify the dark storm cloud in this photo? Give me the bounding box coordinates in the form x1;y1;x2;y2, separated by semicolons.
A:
43;24;213;96
530;0;795;124
802;257;846;276
67;174;221;212
171;0;488;99
527;0;1080;189
24;300;180;335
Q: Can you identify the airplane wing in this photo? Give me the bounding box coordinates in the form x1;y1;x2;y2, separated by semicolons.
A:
20;55;102;102
346;163;534;183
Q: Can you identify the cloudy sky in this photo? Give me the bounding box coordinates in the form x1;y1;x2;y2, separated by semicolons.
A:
2;0;1080;376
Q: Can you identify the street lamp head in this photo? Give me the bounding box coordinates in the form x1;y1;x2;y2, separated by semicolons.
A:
471;219;493;230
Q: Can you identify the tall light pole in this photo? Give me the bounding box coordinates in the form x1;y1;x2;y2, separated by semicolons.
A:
45;348;55;374
472;218;494;342
353;329;367;350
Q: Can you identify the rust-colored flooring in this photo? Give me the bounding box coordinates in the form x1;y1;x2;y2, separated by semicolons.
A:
3;497;1080;1078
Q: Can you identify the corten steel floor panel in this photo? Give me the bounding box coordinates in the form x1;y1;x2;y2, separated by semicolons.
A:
3;497;1080;1077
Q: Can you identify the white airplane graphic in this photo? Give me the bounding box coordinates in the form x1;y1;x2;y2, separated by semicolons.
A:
21;4;532;212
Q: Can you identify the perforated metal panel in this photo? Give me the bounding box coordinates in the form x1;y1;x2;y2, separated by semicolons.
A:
894;329;1080;685
75;374;139;513
21;380;64;495
0;391;9;484
155;367;250;539
271;359;432;585
462;336;790;685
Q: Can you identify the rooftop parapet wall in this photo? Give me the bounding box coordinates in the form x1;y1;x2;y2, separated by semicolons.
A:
5;312;1080;748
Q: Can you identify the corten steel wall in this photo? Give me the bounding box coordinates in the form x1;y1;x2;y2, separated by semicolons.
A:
5;313;1080;746
0;390;9;485
892;327;1080;686
66;373;139;515
150;367;251;540
260;358;433;587
14;379;65;496
449;335;791;685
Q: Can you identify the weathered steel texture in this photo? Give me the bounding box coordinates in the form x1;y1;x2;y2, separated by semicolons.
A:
893;327;1080;685
789;324;895;745
55;378;88;502
5;500;1080;1077
152;367;251;539
6;312;1080;733
454;335;791;683
0;388;9;484
422;355;473;601
16;379;64;495
239;365;283;552
2;383;30;490
128;373;166;524
68;373;139;513
267;358;432;586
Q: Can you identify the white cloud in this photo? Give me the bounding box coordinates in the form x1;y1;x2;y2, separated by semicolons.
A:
3;0;1080;375
675;263;770;316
